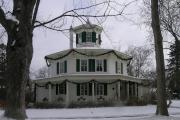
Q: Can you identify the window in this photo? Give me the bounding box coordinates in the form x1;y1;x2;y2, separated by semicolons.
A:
60;62;64;73
77;59;107;72
121;63;123;74
86;32;92;42
116;61;123;74
81;60;87;72
59;82;66;94
58;61;67;73
95;83;107;96
79;33;82;43
96;60;103;71
55;82;66;95
77;83;89;96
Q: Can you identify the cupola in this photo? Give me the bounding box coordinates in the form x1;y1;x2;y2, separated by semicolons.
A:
70;22;103;48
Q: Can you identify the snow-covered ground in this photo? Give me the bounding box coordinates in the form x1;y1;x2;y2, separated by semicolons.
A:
0;100;180;120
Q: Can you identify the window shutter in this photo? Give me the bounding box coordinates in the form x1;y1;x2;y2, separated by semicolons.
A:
115;61;118;73
56;62;59;74
89;83;92;96
89;59;95;72
121;63;123;74
82;31;86;43
77;84;80;96
56;84;58;95
136;83;138;97
76;34;79;44
64;61;67;73
76;59;80;72
92;32;96;43
104;83;107;95
103;59;107;72
64;82;67;94
98;34;102;44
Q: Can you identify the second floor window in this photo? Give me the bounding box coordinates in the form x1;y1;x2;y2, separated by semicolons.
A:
76;59;107;72
56;61;67;74
81;60;88;72
96;60;103;71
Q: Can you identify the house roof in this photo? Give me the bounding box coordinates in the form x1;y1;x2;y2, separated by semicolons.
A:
72;23;103;32
32;74;149;85
45;48;132;61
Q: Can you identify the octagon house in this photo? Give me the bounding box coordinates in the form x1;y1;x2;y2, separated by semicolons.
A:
33;23;150;106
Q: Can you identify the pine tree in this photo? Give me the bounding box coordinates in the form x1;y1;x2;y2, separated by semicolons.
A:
168;40;180;94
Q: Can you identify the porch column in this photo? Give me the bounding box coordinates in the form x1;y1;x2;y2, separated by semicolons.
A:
48;84;52;102
127;81;129;99
66;81;69;106
118;81;121;100
92;82;95;102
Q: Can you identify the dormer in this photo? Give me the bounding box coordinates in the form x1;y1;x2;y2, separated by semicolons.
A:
72;23;103;48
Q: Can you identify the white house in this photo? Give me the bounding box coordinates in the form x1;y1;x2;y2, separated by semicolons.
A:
33;23;150;107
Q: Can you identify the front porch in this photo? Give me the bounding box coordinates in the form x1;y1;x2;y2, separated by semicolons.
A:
33;74;149;106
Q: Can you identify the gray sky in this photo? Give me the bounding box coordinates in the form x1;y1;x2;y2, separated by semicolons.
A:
28;0;150;71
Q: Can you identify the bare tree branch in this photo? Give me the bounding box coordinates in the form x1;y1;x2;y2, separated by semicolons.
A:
0;6;8;29
32;0;40;27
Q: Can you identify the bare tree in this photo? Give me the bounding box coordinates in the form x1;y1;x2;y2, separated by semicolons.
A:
0;0;133;119
151;0;169;116
125;45;153;78
35;66;48;79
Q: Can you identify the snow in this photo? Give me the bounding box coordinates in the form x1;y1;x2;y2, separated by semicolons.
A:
5;12;19;24
0;100;180;120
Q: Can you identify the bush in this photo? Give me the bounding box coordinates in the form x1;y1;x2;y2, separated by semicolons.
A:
34;102;65;108
68;101;114;108
126;97;147;106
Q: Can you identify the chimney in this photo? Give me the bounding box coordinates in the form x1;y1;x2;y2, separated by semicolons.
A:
69;26;73;49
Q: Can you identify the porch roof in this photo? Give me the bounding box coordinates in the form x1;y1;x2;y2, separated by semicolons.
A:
32;74;149;85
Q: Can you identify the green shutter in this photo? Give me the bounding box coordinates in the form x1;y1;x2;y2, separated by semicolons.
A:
77;84;80;96
89;59;95;72
104;83;107;95
121;63;123;74
56;84;58;95
89;83;92;96
56;62;59;74
82;31;86;42
92;32;96;43
104;59;107;72
136;83;138;97
76;34;79;44
64;61;67;73
98;34;101;44
115;61;118;73
76;59;80;72
64;82;67;94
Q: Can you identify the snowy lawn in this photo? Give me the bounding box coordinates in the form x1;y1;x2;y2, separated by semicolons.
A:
0;100;180;120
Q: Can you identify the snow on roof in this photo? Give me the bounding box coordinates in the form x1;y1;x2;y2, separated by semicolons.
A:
45;48;132;61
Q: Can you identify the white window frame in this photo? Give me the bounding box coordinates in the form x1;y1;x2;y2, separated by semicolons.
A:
95;83;104;95
80;59;88;72
80;83;89;96
86;32;92;42
60;62;65;73
96;59;103;72
79;33;82;43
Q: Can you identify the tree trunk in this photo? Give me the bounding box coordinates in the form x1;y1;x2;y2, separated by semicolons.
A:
4;0;36;119
151;0;169;116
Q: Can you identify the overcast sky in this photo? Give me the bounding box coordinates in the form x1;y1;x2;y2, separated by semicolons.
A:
0;0;152;71
30;0;151;72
